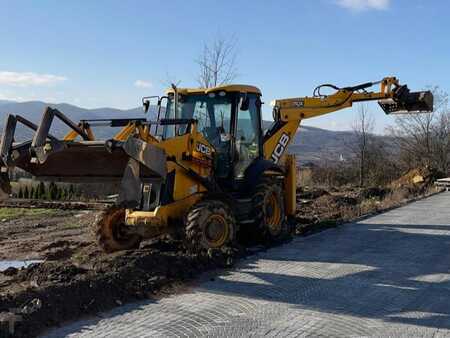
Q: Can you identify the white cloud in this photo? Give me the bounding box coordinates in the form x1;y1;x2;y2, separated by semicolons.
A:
0;71;67;87
336;0;390;11
134;80;152;89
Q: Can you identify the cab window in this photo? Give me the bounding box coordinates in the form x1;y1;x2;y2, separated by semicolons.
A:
163;92;232;151
235;94;261;177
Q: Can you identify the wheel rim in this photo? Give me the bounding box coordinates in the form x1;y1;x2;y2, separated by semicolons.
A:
204;214;229;248
265;192;282;235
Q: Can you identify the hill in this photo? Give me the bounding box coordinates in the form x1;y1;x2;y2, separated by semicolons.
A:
0;101;157;140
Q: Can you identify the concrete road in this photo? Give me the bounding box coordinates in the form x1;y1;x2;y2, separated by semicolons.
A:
44;192;450;337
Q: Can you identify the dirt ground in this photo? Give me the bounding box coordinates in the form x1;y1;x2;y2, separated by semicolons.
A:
0;182;441;337
0;208;95;261
0;204;247;338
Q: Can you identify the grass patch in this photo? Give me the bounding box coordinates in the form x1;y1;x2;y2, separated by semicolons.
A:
0;207;57;220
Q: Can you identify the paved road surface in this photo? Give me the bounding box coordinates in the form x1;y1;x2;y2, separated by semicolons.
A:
44;192;450;337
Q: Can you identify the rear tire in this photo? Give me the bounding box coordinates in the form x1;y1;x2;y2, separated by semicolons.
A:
252;178;289;242
95;206;142;253
185;199;236;252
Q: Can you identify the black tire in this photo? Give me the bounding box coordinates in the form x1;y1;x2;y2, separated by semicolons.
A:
95;206;141;253
252;177;289;242
185;199;236;251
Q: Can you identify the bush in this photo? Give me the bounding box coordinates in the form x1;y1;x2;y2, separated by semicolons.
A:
24;186;29;199
38;182;46;199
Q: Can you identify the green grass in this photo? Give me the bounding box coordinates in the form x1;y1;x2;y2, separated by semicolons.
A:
0;207;57;220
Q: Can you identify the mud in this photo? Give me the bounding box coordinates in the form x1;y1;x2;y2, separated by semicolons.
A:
0;236;243;338
0;203;246;337
0;209;95;261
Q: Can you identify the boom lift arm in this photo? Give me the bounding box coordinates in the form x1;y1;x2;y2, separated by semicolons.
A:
264;77;433;163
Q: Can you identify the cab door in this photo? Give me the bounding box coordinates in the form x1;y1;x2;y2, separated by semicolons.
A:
234;94;263;178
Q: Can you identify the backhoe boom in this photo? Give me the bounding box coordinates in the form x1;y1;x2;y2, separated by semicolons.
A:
264;77;433;163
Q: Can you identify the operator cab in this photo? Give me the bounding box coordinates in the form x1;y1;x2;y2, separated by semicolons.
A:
161;85;264;181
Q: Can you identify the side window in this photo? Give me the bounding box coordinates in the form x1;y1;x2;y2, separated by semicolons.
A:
195;101;231;150
235;95;261;177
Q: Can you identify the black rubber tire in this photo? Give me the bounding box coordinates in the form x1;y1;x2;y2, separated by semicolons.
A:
251;177;289;242
95;206;141;253
185;199;236;252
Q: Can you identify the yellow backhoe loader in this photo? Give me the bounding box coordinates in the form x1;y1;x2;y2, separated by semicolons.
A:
0;77;433;252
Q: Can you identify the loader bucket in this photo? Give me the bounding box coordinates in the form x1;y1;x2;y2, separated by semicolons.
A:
14;140;166;182
0;107;166;199
379;86;433;114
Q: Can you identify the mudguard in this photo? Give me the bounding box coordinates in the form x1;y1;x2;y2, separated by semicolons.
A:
243;158;284;191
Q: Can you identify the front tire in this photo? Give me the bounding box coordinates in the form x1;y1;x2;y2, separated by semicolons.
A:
252;178;289;242
95;206;142;253
185;199;236;251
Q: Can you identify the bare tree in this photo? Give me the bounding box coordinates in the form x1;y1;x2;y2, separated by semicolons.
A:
197;35;238;88
387;86;450;174
349;104;375;187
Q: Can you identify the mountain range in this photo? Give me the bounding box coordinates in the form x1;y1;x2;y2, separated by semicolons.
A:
0;100;357;164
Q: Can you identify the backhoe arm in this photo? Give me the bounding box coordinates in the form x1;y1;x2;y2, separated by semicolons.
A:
263;76;433;163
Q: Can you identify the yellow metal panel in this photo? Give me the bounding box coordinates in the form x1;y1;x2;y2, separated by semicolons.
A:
166;84;261;95
64;126;95;141
126;193;203;227
263;120;301;163
86;127;95;141
113;123;135;141
284;154;296;216
63;129;79;141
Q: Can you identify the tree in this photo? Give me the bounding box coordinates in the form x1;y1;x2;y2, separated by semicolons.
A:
38;182;46;199
387;86;450;174
196;35;238;88
349;104;375;187
69;184;75;200
56;186;63;200
47;182;58;200
24;186;29;199
60;187;66;200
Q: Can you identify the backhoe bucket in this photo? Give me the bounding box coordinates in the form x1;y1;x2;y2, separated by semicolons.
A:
0;107;166;199
379;86;433;114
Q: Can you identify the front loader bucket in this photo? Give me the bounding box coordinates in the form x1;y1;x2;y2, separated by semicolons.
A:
379;86;434;114
14;140;166;182
0;107;166;199
15;141;132;181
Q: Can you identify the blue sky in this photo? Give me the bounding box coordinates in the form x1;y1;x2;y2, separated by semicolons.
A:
0;0;447;133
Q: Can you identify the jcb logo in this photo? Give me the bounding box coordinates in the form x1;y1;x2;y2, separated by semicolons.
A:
271;133;290;163
196;142;211;155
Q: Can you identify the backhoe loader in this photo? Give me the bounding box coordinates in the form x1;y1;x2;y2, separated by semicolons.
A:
0;77;433;252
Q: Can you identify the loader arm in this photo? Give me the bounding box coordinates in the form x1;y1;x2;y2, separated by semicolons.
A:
263;76;433;163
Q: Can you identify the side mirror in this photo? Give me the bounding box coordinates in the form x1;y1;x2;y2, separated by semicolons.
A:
240;96;249;111
143;100;150;113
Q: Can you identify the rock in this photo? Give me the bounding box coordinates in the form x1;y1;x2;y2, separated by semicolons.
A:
21;298;42;314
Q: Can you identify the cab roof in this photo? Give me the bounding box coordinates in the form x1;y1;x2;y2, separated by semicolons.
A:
166;84;261;95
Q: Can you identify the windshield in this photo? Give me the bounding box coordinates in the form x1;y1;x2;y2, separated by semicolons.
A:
163;93;232;148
